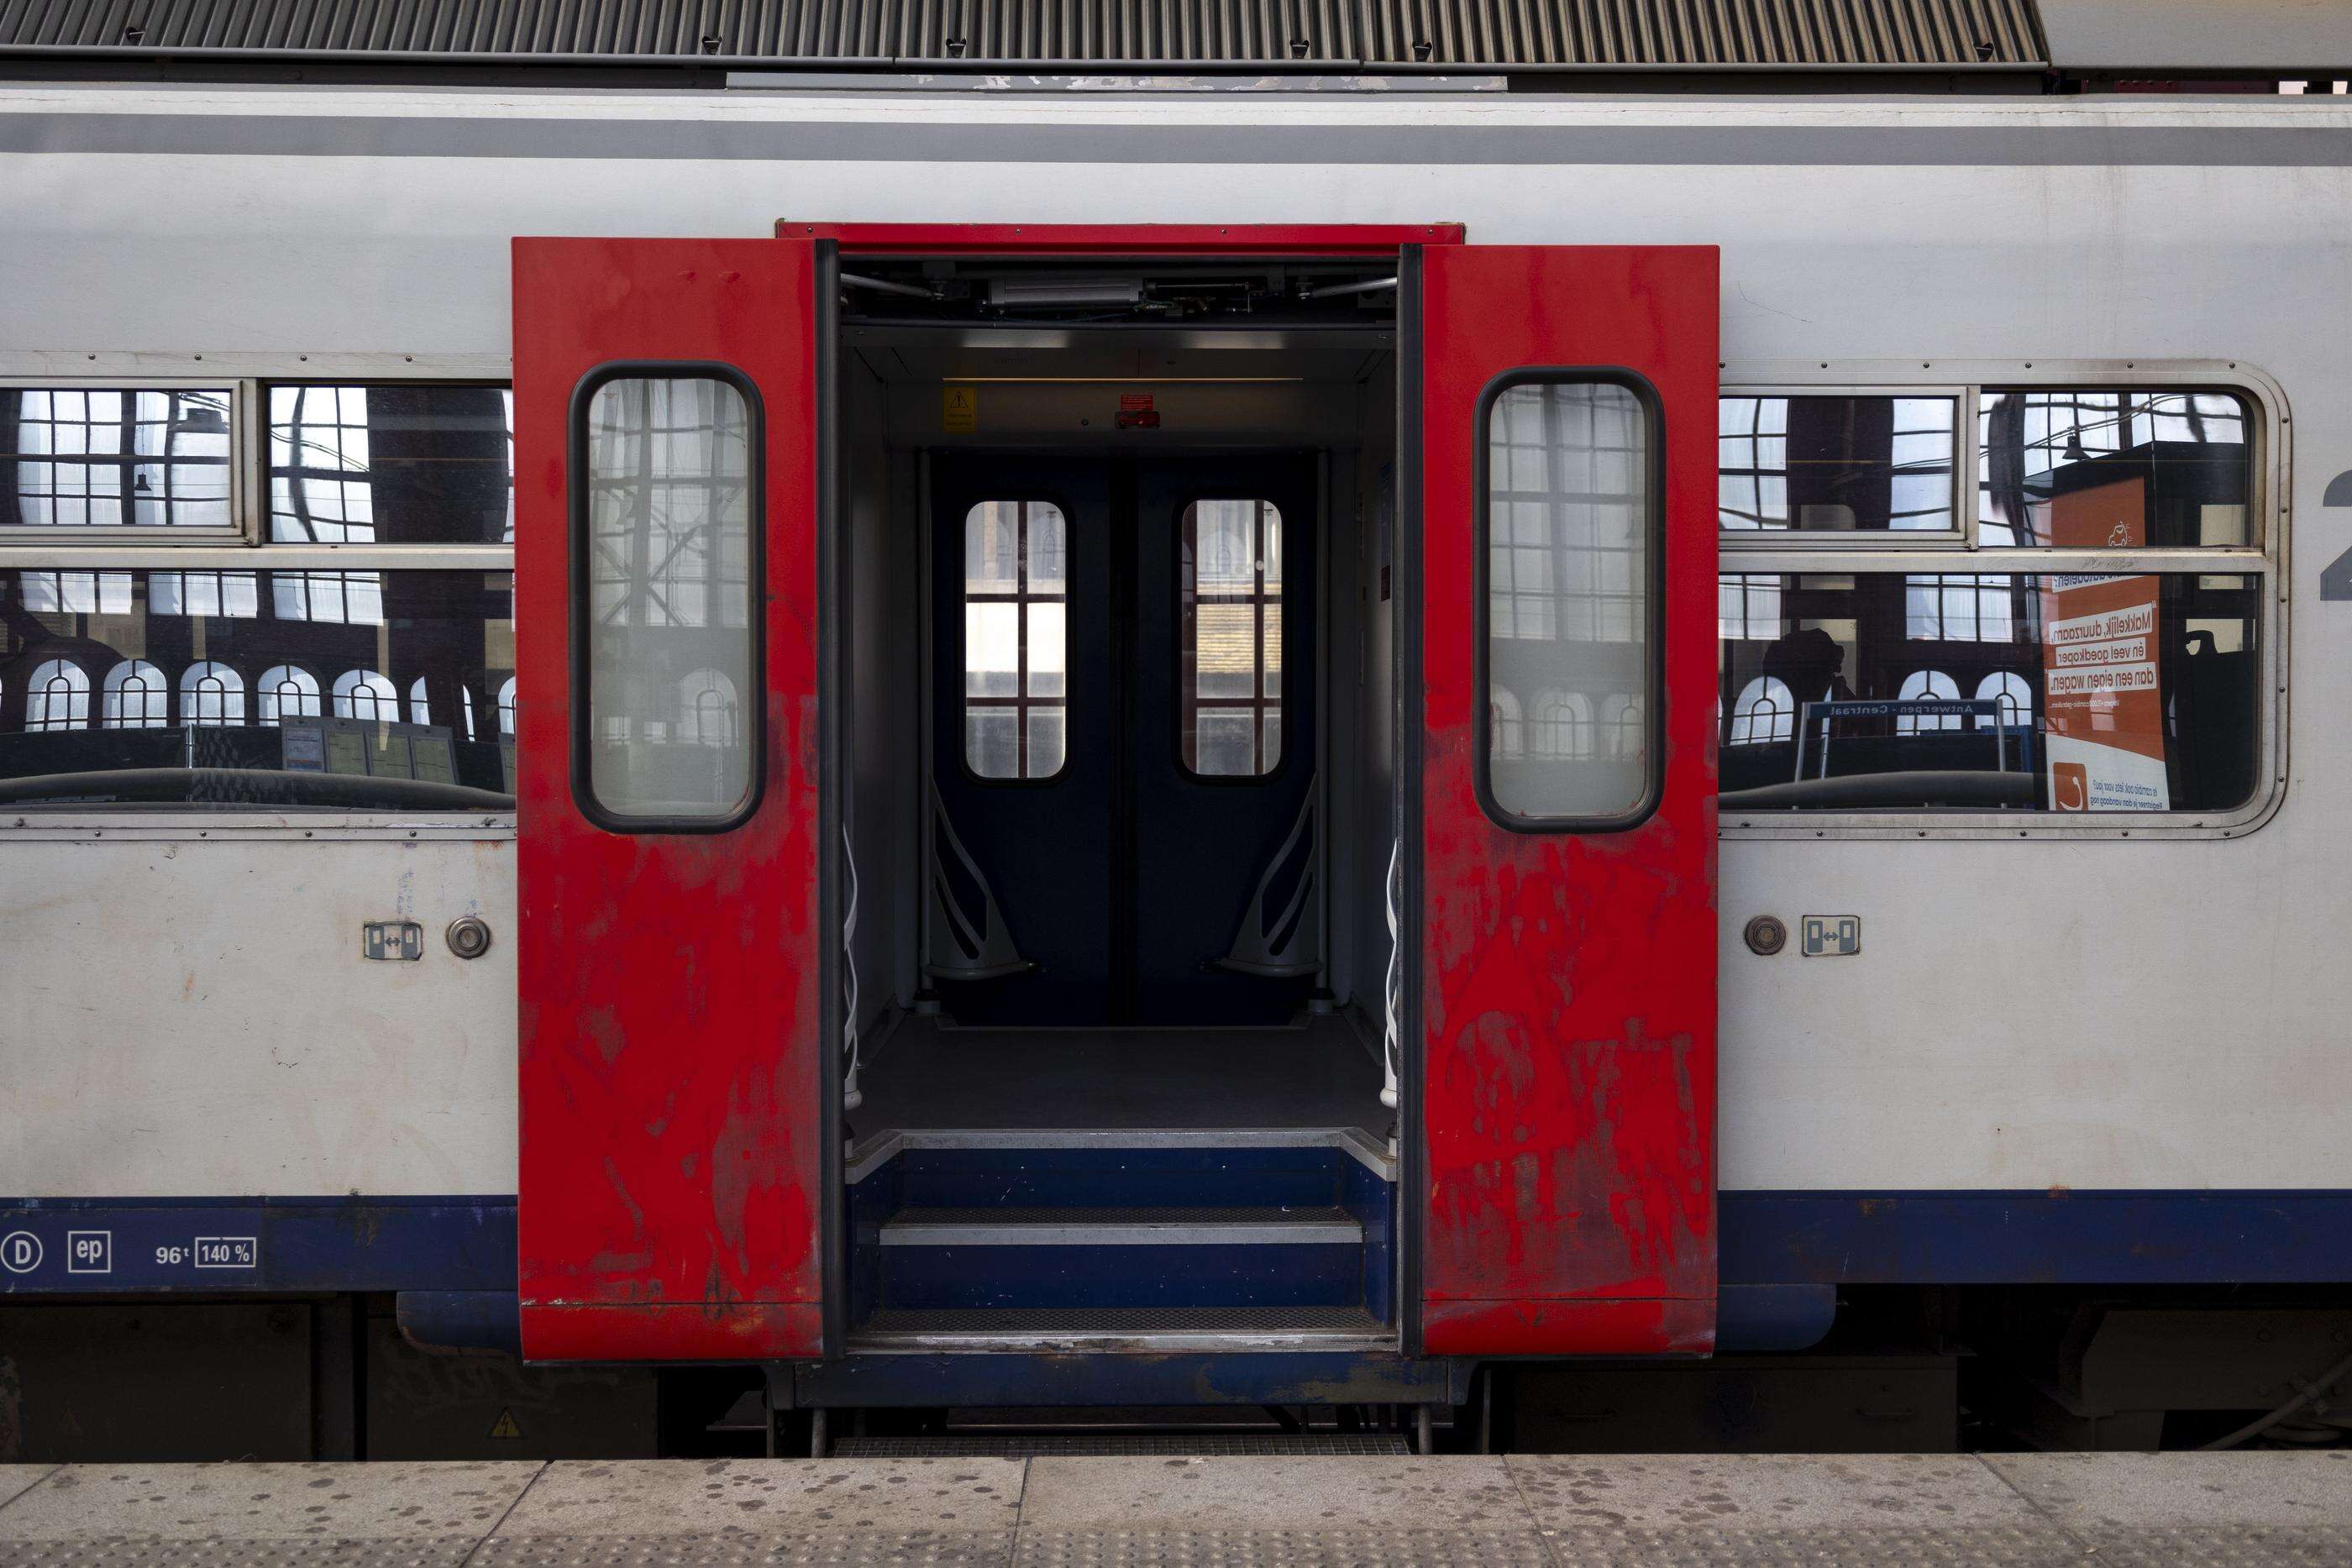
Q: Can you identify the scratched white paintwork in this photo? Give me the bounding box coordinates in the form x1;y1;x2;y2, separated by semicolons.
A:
0;85;2346;1197
0;836;516;1196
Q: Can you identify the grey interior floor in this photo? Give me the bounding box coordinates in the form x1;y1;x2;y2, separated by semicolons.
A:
853;1014;1390;1138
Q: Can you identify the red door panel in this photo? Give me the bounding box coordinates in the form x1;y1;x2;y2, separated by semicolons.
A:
1417;245;1719;1356
513;239;825;1361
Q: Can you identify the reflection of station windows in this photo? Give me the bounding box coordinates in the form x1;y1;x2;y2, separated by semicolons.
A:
332;669;397;722
25;658;91;730
179;662;246;726
1976;670;2033;731
677;667;739;747
255;664;323;725
150;570;260;619
1729;676;1796;745
7;387;233;529
1894;669;1962;734
496;676;517;737
101;659;170;729
1530;690;1593;760
279;716;457;786
1488;689;1524;760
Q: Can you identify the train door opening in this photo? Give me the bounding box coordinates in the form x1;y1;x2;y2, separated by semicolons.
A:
833;260;1404;1345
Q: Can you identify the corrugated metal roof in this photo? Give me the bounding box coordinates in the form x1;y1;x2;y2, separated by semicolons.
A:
0;1;2049;69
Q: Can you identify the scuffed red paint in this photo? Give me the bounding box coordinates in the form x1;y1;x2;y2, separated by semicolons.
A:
782;222;1464;254
1419;247;1719;1355
526;1303;827;1361
1421;1295;1716;1357
514;239;824;1361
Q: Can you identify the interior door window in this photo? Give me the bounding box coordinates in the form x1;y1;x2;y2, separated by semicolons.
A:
963;499;1067;781
1179;498;1283;778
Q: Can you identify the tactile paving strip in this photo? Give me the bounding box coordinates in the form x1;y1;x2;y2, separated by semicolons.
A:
474;1532;1016;1566
0;1541;482;1566
2067;1525;2352;1568
1515;1525;2077;1565
1015;1529;1552;1568
832;1434;1411;1457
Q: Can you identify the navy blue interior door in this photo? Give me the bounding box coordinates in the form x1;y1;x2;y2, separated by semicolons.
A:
929;458;1116;1024
931;451;1318;1026
1131;455;1319;1023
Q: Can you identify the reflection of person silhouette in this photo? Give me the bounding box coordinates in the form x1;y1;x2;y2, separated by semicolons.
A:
1761;627;1855;709
1756;627;1854;772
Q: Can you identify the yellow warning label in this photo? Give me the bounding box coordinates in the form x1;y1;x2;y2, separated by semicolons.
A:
942;385;979;433
487;1408;523;1440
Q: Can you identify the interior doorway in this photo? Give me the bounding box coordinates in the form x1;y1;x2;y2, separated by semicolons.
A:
929;450;1320;1025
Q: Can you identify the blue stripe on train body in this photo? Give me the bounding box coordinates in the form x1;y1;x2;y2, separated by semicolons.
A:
6;1190;2348;1297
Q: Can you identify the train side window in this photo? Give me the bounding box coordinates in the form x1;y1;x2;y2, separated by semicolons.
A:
1478;372;1663;831
1179;498;1283;779
1716;573;2261;813
269;384;514;544
1;385;236;537
1717;378;2272;826
0;568;515;809
1720;394;1959;537
1977;389;2254;548
573;369;760;828
962;499;1067;782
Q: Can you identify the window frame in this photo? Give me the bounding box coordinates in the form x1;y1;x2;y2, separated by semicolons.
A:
954;491;1074;789
567;359;767;836
0;376;255;544
1717;384;1971;548
1716;359;2287;842
1472;365;1668;836
1173;492;1292;786
0;352;518;842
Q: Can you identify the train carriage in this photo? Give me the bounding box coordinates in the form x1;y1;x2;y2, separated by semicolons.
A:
0;0;2347;1459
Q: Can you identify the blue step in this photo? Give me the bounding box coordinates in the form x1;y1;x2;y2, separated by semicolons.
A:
879;1204;1364;1310
893;1146;1358;1209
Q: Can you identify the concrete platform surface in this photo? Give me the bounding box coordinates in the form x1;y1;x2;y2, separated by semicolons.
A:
0;1452;2343;1565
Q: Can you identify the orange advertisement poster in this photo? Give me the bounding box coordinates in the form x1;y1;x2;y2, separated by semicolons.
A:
2038;476;2169;811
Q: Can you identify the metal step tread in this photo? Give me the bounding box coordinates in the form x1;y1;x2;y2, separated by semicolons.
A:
852;1303;1389;1351
879;1204;1362;1247
830;1433;1412;1457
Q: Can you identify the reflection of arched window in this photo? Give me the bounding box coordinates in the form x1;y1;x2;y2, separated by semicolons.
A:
256;664;321;726
678;668;738;747
333;669;396;721
1488;689;1524;760
27;659;91;731
460;685;478;742
180;661;245;726
1897;669;1961;734
408;677;433;726
1600;694;1644;760
1975;670;2033;731
1530;690;1593;760
496;677;518;737
102;659;169;728
1728;676;1795;745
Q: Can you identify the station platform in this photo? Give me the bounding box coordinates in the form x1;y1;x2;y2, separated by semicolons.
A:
2;1451;2346;1565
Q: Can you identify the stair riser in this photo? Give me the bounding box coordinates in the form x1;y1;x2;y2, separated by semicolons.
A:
881;1242;1363;1310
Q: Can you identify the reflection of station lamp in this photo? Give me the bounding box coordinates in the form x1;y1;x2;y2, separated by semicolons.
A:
172;403;230;436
